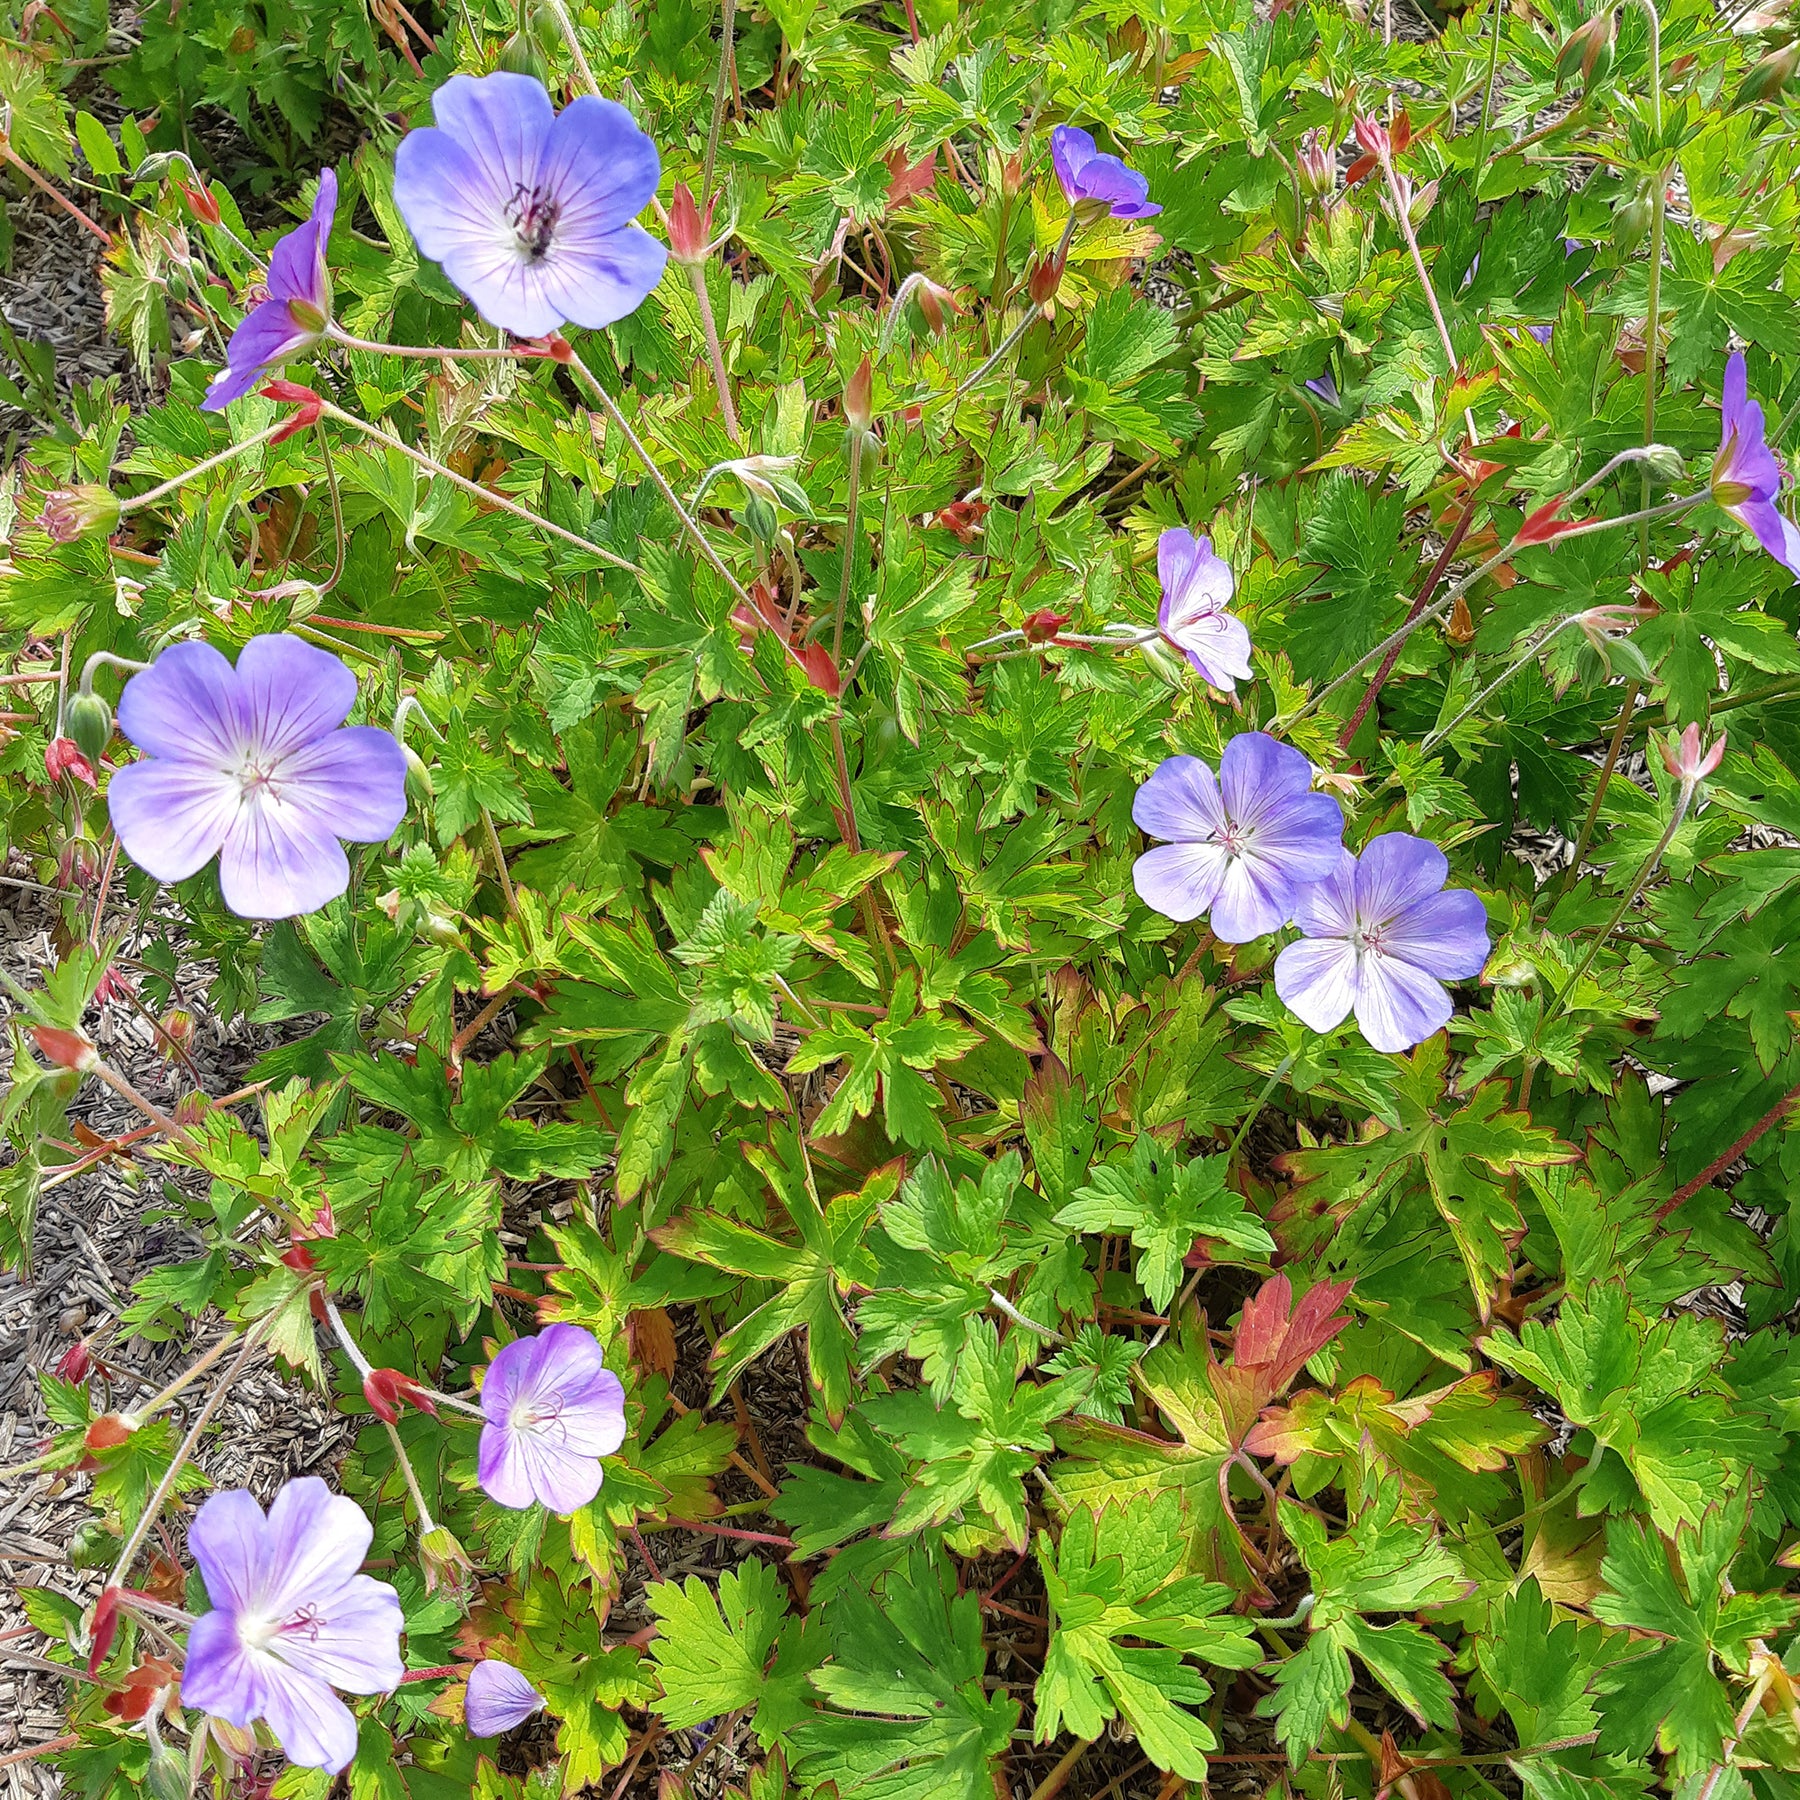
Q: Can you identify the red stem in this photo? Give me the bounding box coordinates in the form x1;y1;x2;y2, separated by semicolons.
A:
1654;1080;1800;1223
662;1516;795;1548
1337;497;1478;752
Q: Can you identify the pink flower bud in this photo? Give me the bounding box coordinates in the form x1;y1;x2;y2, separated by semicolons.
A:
363;1367;439;1425
666;181;714;264
33;1025;98;1072
40;484;120;544
45;736;97;787
843;354;874;433
55;1338;92;1383
1656;722;1726;786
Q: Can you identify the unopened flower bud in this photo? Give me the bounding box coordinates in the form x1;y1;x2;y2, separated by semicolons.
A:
157;1008;195;1061
1021;608;1070;644
1297;131;1335;198
1001;150;1023;198
496;23;549;84
55;1338;92;1383
1735;40;1800;108
87;1585;122;1676
666;181;715;265
843;354;873;433
1352;114;1391;161
40;484;120;544
363;1366;439;1425
912;277;957;333
65;689;113;767
1639;443;1686;483
1614;191;1654;254
402;742;434;804
1657;722;1726;787
179;181;222;226
34;1024;98;1072
420;1525;475;1597
69;1517;120;1568
45;736;97;790
85;1413;135;1452
1028;247;1067;309
145;1714;192;1800
1556;11;1616;90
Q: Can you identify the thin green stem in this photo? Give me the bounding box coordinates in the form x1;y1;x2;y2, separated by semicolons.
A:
1422;616;1582;753
1549;679;1642;902
833;430;865;663
1470;0;1507;188
701;0;736;205
687;262;742;444
316;401;643;576
1627;0;1666;563
120;419;290;513
1289;492;1701;735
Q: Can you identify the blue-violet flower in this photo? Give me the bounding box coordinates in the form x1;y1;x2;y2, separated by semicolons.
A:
107;634;407;921
1155;528;1253;692
1049;125;1161;220
478;1323;627;1514
204;170;336;412
1133;733;1345;942
1274;833;1490;1053
465;1660;547;1736
1712;350;1800;574
180;1478;403;1775
393;72;666;340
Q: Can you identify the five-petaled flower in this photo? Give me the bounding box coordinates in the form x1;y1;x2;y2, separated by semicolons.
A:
1154;528;1254;692
1049;125;1161;220
465;1660;547;1737
204;170;337;412
107;634;407;921
1132;733;1345;943
1274;833;1490;1053
1711;351;1800;575
393;72;667;340
181;1477;404;1774
478;1323;627;1513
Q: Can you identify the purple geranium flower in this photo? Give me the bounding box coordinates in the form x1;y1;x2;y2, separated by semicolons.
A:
466;1660;547;1736
1132;733;1345;942
1049;125;1161;220
1155;528;1254;692
393;72;666;340
1303;372;1340;406
1712;350;1800;574
478;1323;627;1513
181;1478;403;1775
204;170;336;412
107;634;407;921
1274;833;1490;1053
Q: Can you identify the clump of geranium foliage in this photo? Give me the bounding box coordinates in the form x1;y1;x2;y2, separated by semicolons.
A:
5;0;1800;1790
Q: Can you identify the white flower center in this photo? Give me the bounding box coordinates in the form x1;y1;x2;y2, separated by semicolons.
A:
235;753;285;805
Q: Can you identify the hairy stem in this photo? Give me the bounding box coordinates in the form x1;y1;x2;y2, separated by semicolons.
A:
701;0;737;204
688;261;742;444
1550;680;1642;901
1654;1079;1800;1223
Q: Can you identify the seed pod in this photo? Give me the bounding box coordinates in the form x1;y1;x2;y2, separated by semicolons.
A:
497;24;549;83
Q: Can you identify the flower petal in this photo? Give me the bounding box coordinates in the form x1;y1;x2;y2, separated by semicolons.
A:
1244;792;1346;888
480;1331;549;1425
528;221;668;333
255;1661;362;1773
1132;754;1225;843
258;1478;374;1620
188;1490;270;1613
1353;952;1453;1054
235;634;358;758
107;760;240;886
266;168;337;308
1218;732;1311;824
1735;497;1800;576
478;1417;604;1513
1170;610;1253;691
116;640;246;763
1352;832;1449;930
276;727;409;843
216;796;352;919
1133;842;1230;922
203;302;318;412
271;1573;404;1695
180;1608;276;1727
1207;852;1293;942
426;71;554;204
466;1660;546;1737
1274;936;1360;1035
1386;888;1491;982
542;96;661;241
1050;125;1097;198
1290;851;1359;938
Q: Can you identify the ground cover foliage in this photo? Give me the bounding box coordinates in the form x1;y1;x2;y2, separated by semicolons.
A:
5;0;1800;1791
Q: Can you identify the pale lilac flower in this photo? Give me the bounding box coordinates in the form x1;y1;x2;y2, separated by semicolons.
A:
107;634;407;921
204;171;336;412
1274;834;1490;1053
1712;350;1800;574
1527;323;1554;345
393;72;666;340
465;1660;546;1736
1155;528;1254;692
181;1478;403;1775
1133;733;1344;942
478;1323;627;1513
1303;372;1340;406
1049;125;1161;220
